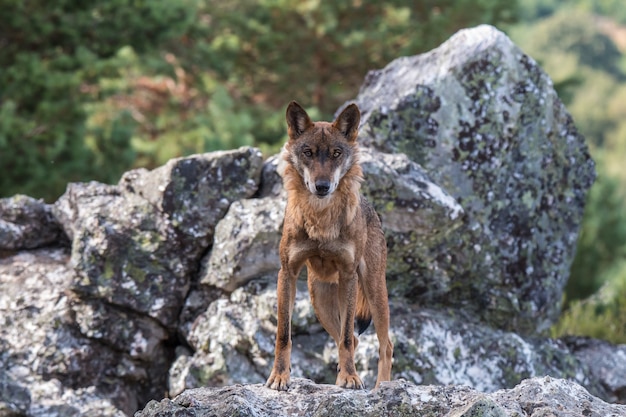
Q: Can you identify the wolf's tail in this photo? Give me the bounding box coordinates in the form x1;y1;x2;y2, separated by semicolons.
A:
355;281;372;335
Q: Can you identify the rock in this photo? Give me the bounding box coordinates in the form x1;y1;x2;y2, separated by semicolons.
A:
53;149;263;329
136;377;626;417
0;148;265;415
72;300;169;362
167;277;626;403
198;196;286;292
351;24;596;334
255;154;285;198
119;147;263;261
359;148;465;297
492;377;625;417
360;148;464;236
388;304;609;399
54;181;189;329
169;278;327;397
0;195;65;250
0;249;141;416
565;337;626;404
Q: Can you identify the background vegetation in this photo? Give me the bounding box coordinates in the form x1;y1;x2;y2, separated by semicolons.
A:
1;1;625;343
509;1;626;344
0;0;517;201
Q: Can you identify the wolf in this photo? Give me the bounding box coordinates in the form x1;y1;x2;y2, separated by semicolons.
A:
265;101;393;391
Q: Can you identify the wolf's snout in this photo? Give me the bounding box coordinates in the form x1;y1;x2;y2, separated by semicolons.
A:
315;180;331;196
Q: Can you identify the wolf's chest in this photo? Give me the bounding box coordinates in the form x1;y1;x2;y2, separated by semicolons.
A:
303;216;342;241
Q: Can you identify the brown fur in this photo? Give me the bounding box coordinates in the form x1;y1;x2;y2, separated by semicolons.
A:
265;101;393;391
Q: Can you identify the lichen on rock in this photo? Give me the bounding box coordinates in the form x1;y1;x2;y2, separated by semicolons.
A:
353;24;595;334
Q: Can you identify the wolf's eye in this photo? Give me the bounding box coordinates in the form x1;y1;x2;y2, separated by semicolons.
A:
303;149;313;157
332;149;342;158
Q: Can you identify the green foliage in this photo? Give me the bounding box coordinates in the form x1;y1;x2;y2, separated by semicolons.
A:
0;0;199;201
519;0;626;25
553;260;626;344
510;9;624;88
565;159;626;303
172;0;518;114
1;0;519;201
116;0;519;170
131;85;256;168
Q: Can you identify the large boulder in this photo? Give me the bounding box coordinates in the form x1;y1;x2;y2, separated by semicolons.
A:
351;24;595;334
359;148;464;297
52;148;263;329
119;147;263;262
54;181;188;329
0;148;266;417
137;377;626;417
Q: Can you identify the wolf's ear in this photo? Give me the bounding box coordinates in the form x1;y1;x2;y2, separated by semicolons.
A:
333;103;360;142
286;101;313;140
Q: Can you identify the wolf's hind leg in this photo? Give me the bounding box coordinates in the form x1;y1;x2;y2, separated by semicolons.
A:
360;265;393;387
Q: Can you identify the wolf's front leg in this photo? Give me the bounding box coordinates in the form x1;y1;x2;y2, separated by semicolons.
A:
336;273;364;389
266;268;297;390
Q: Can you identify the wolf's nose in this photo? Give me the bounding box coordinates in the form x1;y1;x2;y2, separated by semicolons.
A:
315;180;330;196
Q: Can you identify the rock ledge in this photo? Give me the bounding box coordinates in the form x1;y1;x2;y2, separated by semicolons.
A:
136;377;626;417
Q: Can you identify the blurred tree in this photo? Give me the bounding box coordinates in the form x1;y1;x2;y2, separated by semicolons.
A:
517;0;561;20
511;9;624;84
1;0;518;201
603;85;626;188
89;0;520;171
518;0;626;25
566;158;626;303
171;0;518;114
0;0;199;201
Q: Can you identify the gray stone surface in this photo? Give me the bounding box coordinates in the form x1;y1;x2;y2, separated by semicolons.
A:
54;181;189;329
360;148;465;297
0;195;65;250
53;148;263;329
119;147;263;262
136;377;626;417
168;278;625;403
199;196;286;292
0;249;139;417
351;24;595;334
565;337;626;404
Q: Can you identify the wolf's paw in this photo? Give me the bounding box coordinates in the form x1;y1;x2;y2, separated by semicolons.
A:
265;370;291;391
336;371;364;390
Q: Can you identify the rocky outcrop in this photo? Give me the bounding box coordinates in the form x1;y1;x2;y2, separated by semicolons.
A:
53;148;263;329
0;25;620;417
198;196;286;292
351;24;596;334
1;149;264;416
0;249;130;417
168;277;625;402
136;377;626;417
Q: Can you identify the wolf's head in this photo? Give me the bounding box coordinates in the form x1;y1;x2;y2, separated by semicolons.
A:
284;101;361;199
